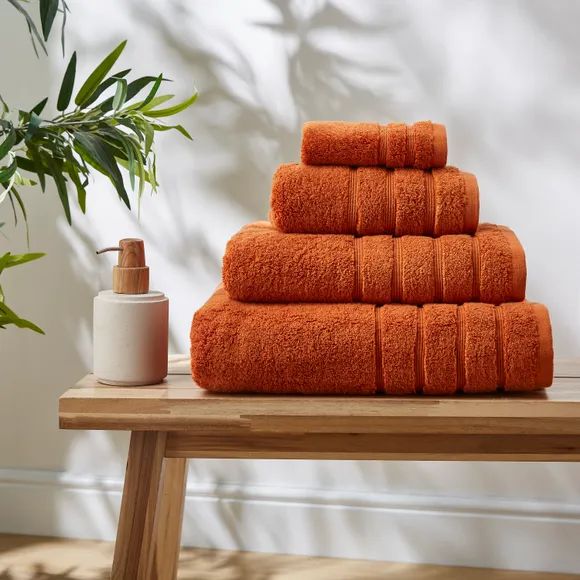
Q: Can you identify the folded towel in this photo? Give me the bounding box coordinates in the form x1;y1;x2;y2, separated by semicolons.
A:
191;288;553;395
270;164;479;236
301;121;447;168
223;222;526;305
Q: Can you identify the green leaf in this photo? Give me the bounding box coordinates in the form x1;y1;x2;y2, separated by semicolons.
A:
10;187;27;221
0;157;17;182
94;126;131;154
45;157;71;224
140;94;175;112
40;0;59;41
25;113;42;142
151;122;192;140
14;173;37;187
132;141;146;198
8;187;29;243
0;126;16;160
6;188;18;225
57;51;76;111
64;149;87;212
0;95;9;115
148;151;158;193
83;68;131;107
6;0;47;55
117;148;154;187
143;122;154;156
15;156;35;172
0;253;11;272
31;97;48;116
0;299;45;334
75;40;127;107
18;147;47;191
98;128;138;191
74;131;130;209
20;319;45;334
124;93;174;113
69;164;86;212
172;124;193;140
60;0;69;55
144;91;197;118
120;137;136;190
112;79;128;112
77;183;86;212
17;109;29;126
98;75;165;113
3;252;45;269
126;76;171;101
139;74;163;109
115;118;144;140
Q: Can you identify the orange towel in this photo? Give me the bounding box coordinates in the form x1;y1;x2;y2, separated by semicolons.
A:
191;288;553;395
270;164;479;236
223;222;526;305
301;121;447;168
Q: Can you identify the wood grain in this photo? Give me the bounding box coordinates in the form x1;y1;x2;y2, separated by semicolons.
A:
113;265;149;294
113;238;149;293
165;431;580;461
57;357;580;579
59;357;580;460
112;431;166;580
117;238;146;268
151;458;188;580
60;379;580;430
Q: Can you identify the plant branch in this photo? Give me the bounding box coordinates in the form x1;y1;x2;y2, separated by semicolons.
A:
0;36;196;335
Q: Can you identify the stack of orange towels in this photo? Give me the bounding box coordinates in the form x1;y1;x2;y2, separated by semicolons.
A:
191;121;553;395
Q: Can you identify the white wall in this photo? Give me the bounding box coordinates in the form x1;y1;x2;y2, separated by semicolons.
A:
2;0;580;573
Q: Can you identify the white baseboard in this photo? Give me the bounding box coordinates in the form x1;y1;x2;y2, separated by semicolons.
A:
1;468;580;574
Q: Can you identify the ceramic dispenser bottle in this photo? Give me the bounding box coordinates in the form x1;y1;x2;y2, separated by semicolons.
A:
93;238;168;385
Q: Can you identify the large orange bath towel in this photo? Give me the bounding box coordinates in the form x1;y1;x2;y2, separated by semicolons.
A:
301;121;447;168
223;222;526;305
270;164;479;236
191;289;553;395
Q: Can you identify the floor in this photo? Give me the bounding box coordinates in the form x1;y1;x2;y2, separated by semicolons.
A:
0;535;578;580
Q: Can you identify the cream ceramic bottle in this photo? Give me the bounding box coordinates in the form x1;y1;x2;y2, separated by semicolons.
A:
93;238;169;385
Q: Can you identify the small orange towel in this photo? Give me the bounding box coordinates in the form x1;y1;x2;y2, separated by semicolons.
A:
302;120;447;168
191;288;553;395
270;164;479;236
223;222;526;305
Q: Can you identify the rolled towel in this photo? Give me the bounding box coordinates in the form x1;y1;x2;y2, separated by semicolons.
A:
223;222;526;305
270;164;479;236
301;120;447;168
191;288;553;395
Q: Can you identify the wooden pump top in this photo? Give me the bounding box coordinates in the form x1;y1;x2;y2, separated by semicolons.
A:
97;238;150;294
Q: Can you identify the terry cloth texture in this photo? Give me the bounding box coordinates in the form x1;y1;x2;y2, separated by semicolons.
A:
270;164;479;236
223;222;526;305
190;288;553;395
301;120;447;168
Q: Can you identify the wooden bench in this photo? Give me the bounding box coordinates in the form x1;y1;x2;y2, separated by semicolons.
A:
58;356;580;579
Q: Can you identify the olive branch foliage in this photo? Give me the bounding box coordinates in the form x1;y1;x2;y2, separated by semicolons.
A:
0;251;44;332
0;0;196;333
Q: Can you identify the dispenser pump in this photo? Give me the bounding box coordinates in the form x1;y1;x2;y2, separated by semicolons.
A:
96;238;149;294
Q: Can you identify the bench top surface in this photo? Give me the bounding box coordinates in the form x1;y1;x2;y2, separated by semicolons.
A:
58;356;580;432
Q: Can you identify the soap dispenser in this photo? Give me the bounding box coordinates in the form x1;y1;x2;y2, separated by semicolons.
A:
93;238;169;385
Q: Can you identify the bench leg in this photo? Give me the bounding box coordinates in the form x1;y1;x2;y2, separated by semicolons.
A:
151;458;189;580
112;431;166;580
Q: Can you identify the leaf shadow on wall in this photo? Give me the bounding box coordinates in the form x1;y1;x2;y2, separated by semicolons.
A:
7;0;579;567
120;0;580;563
129;0;402;218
